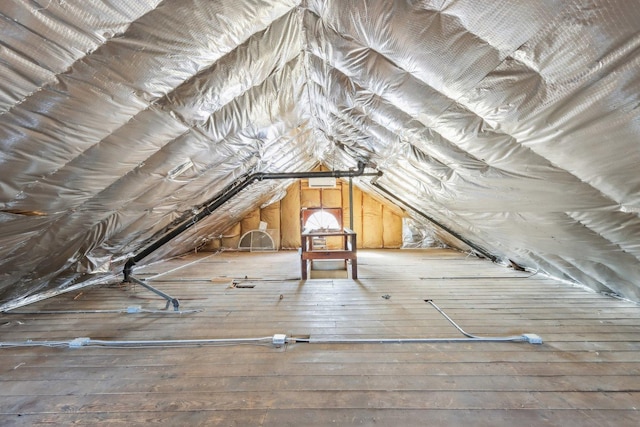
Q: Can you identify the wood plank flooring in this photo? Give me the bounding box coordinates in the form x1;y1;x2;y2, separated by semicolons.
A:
1;249;639;426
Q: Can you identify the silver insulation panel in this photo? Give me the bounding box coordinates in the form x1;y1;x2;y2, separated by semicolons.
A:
1;0;639;308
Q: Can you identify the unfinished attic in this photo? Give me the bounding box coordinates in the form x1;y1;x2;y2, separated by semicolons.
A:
1;0;639;425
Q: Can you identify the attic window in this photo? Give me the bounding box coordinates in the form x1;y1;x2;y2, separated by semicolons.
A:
305;211;340;231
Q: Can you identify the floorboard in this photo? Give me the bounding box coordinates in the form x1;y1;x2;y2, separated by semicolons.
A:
1;249;639;426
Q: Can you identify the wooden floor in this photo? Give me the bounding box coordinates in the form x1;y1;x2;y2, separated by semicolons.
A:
1;249;639;426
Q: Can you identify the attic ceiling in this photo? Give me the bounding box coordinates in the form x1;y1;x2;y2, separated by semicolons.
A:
1;0;640;309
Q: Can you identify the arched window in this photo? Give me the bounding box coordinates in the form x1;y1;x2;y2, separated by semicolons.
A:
304;210;340;231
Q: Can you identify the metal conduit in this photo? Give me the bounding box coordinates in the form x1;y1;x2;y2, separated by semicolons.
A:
0;337;274;349
1;299;542;349
5;308;202;315
370;180;497;262
123;161;381;281
293;300;542;345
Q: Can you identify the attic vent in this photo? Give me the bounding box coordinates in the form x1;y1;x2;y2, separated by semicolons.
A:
308;177;336;188
238;230;276;252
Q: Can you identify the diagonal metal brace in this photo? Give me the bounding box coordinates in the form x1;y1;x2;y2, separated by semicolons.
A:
129;276;180;311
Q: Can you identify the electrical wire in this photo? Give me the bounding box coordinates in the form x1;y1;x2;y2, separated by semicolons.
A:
0;300;542;349
6;308;203;315
298;337;527;344
0;336;274;349
424;299;531;342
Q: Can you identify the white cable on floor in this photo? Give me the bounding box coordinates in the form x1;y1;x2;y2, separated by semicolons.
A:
7;307;203;315
0;300;542;349
0;336;275;349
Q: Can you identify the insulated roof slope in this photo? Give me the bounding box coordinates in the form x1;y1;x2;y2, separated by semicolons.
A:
1;0;639;308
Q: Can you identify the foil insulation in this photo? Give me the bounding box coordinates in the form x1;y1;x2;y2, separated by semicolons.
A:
1;0;639;308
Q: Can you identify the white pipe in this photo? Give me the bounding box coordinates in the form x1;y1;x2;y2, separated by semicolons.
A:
0;336;274;349
0;330;542;350
299;336;535;344
6;307;203;315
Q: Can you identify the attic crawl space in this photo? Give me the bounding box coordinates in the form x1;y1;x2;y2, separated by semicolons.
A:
1;0;640;310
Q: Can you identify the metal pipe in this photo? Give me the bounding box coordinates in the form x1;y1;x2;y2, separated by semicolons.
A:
0;330;541;349
129;276;180;311
124;162;381;281
426;299;472;337
349;176;354;230
1;300;542;349
292;299;542;345
0;336;275;349
424;299;539;342
6;308;202;314
300;337;532;344
123;173;258;281
370;181;497;262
